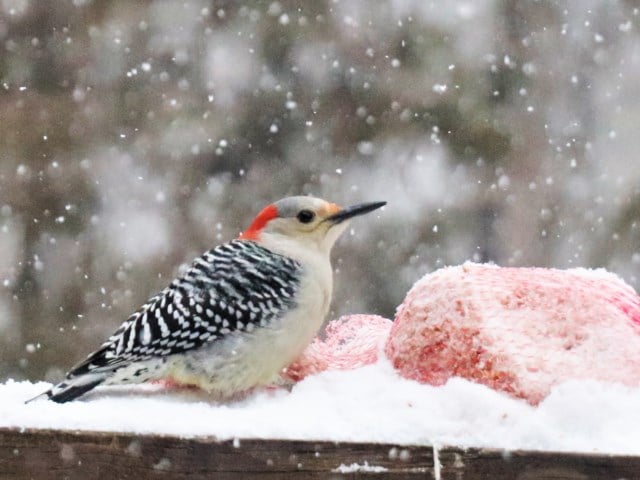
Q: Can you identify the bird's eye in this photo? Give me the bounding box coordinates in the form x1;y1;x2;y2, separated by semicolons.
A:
296;209;315;224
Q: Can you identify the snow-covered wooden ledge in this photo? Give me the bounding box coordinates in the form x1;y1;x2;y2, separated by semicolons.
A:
3;428;640;479
6;264;640;478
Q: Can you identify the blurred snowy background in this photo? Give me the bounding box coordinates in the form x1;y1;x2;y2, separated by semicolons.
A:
0;0;638;383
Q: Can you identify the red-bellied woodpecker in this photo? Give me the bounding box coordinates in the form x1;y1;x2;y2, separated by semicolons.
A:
29;196;386;403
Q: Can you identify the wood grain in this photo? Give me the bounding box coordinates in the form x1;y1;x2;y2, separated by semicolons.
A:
1;428;638;479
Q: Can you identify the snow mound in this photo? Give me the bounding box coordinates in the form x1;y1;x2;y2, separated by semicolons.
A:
3;361;640;454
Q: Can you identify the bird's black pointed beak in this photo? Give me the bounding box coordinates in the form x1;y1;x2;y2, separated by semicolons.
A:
326;201;386;224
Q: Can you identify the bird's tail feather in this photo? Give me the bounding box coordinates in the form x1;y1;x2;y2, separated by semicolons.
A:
26;373;107;404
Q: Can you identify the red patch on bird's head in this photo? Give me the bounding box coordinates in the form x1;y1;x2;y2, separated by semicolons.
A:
239;204;279;240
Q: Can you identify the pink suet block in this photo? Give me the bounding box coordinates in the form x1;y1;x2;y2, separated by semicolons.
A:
385;263;640;404
284;314;392;382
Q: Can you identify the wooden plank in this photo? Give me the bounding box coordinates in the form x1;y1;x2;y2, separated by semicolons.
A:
0;428;431;480
438;448;640;480
1;427;639;479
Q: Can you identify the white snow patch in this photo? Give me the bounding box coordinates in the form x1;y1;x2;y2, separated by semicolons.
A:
332;461;388;473
432;83;448;94
4;360;640;454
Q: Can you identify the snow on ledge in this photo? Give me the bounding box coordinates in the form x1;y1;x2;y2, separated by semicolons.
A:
2;359;640;455
332;461;388;473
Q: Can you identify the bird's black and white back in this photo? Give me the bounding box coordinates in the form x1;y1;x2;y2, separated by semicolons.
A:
38;240;303;403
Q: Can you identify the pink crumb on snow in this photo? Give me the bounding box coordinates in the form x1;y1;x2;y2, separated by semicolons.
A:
283;314;392;382
385;262;640;404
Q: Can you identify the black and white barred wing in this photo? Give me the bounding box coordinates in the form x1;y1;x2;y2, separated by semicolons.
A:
37;240;303;403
